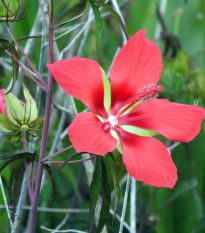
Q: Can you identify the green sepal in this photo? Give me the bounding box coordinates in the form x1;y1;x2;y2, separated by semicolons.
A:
110;129;122;154
9;134;21;143
28;116;44;131
0;113;14;133
119;100;143;116
23;85;37;122
4;90;24;123
101;68;111;114
119;125;159;137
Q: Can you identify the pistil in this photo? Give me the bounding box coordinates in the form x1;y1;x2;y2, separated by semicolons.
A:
118;84;163;117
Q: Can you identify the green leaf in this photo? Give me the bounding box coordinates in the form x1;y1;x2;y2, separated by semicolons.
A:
101;68;111;114
102;155;120;222
4;90;24;123
90;1;103;56
90;156;102;230
96;160;111;233
0;152;36;173
90;0;129;41
119;124;159;137
44;165;55;203
23;85;37;122
8;161;25;220
53;0;88;30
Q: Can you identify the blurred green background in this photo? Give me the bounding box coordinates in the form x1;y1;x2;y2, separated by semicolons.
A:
0;0;205;232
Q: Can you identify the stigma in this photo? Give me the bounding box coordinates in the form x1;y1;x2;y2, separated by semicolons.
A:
107;115;118;127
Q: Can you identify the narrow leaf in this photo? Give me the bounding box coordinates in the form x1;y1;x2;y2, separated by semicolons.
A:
90;156;102;230
96;160;111;233
90;1;103;56
44;165;55;203
8;161;25;220
0;152;36;172
102;155;120;221
90;0;129;40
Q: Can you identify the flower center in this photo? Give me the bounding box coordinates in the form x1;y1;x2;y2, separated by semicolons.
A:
107;115;118;126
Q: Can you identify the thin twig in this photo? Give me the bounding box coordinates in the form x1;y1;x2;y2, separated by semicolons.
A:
43;145;73;162
130;178;137;233
11;174;28;233
7;25;47;87
9;49;46;91
51;213;69;233
40;226;87;233
155;0;168;43
119;174;131;233
0;205;89;213
0;176;13;228
43;156;96;165
110;208;130;231
111;0;127;45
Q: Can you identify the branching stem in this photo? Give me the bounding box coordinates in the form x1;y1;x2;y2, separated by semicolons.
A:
28;1;54;232
7;25;47;88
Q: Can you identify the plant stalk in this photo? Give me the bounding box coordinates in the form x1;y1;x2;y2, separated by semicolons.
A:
28;0;54;232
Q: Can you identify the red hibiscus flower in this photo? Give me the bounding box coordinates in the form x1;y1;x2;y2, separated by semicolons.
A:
47;29;205;188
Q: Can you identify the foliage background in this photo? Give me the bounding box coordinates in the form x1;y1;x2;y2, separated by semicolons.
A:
0;0;205;232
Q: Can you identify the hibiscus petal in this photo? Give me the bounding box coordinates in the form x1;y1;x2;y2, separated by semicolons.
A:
116;126;177;188
119;99;205;142
67;112;117;155
0;89;6;115
110;29;163;114
47;57;107;118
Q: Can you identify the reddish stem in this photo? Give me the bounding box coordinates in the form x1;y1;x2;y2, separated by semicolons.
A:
42;145;73;162
43;156;96;165
9;49;46;91
7;25;47;88
28;1;54;232
31;161;34;194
